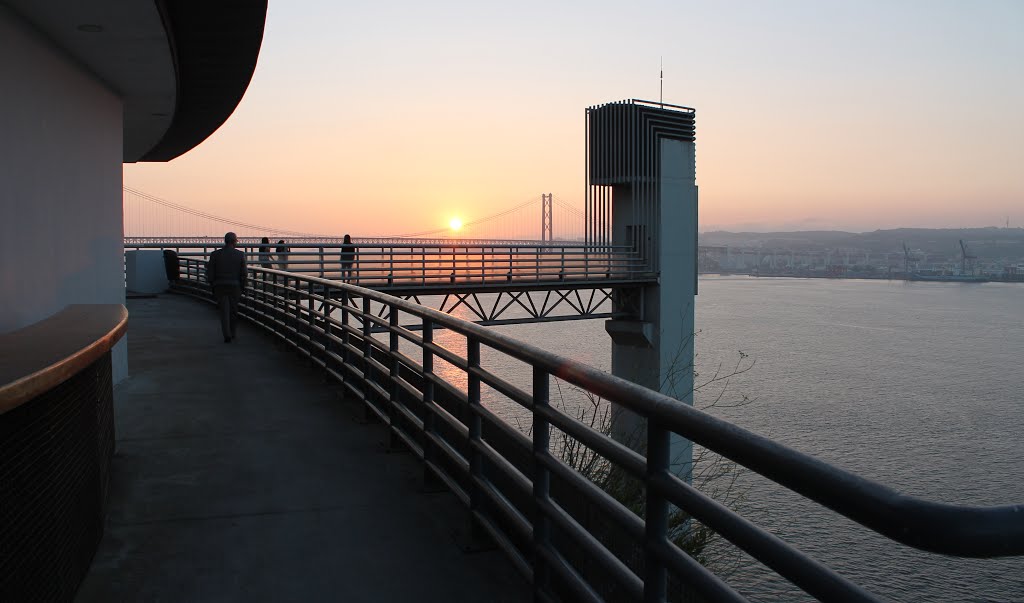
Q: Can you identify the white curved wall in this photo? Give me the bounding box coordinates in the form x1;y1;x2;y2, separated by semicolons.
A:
0;6;127;380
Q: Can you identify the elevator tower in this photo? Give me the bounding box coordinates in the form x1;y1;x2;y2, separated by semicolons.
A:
586;99;698;477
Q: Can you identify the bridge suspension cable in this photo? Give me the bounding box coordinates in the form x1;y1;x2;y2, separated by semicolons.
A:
123;187;334;238
124;187;588;241
388;196;539;238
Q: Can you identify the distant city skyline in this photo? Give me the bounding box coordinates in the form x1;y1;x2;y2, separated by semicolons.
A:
125;0;1023;235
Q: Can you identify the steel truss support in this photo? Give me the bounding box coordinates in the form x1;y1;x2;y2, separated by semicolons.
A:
349;288;615;329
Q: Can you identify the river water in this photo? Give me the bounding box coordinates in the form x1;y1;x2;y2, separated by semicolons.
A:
423;276;1023;602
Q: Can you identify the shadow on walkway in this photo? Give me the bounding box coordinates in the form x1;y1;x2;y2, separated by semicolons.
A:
77;294;529;602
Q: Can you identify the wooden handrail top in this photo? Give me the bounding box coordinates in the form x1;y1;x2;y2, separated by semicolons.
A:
0;305;128;414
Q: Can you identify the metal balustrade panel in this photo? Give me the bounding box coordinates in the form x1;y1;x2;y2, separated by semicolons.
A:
167;259;1024;603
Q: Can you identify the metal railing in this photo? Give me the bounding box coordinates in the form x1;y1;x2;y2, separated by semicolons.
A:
127;242;650;290
172;258;1024;602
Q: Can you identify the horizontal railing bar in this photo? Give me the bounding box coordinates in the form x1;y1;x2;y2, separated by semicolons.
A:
423;396;470;441
386;349;423;377
425;458;470;506
649;471;879;602
468;403;535;454
393;375;425;404
467;366;535;410
365;379;390;403
648;537;750;603
127;241;631;251
422;342;469;372
389;393;425;432
364;357;390;382
385;322;424;347
535;451;645;543
470;438;533;500
533;404;647;479
390;423;425;458
424;373;471;412
425;431;470;475
537;497;644;601
470;507;534;583
534;544;604;603
470;472;533;541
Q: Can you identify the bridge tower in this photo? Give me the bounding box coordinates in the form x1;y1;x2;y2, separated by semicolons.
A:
586;99;697;478
541;193;553;242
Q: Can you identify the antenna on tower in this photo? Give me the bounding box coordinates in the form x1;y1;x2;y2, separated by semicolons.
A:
659;57;664;107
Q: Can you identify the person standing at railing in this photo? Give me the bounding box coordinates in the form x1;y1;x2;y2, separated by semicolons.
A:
275;239;289;270
258;237;273;269
340;234;357;283
206;232;247;343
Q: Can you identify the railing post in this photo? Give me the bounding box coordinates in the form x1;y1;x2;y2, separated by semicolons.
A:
388;248;394;286
272;273;282;340
361;295;374;420
467;336;484;539
293;275;302;335
321;285;334;376
421;319;440;489
340;288;350;388
307;278;317;359
387;303;400;449
532;366;551;599
278;272;288;334
645;424;670;603
319;246;325;278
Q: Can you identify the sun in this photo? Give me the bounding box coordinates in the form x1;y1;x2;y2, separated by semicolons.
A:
449;217;463;231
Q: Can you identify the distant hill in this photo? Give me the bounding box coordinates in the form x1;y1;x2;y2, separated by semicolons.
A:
699;228;1024;260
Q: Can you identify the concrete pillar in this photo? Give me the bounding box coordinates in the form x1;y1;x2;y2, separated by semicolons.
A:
604;140;697;479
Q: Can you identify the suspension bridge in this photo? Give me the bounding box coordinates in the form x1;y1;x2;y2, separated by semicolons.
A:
123;187;588;243
124;187;922;279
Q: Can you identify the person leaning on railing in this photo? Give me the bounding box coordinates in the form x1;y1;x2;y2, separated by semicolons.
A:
206;232;247;343
275;239;289;270
340;234;356;283
258;237;272;269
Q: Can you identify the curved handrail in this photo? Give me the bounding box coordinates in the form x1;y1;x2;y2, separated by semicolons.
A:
0;305;128;414
237;266;1023;558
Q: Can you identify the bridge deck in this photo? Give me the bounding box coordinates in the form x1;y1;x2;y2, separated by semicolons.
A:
77;295;528;602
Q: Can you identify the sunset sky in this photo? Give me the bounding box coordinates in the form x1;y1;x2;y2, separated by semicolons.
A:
124;0;1023;235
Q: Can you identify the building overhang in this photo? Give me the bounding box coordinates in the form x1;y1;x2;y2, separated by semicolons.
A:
6;0;267;163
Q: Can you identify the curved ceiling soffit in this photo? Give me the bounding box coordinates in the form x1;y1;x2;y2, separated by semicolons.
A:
138;0;267;162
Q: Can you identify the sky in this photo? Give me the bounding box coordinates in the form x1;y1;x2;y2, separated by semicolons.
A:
124;0;1024;235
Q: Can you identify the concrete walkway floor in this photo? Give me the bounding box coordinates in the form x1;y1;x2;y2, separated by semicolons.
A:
77;294;529;602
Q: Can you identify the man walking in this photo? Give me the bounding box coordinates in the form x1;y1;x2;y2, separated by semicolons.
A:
207;232;247;342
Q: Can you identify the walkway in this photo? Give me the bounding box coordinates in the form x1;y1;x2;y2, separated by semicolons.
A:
77;295;529;602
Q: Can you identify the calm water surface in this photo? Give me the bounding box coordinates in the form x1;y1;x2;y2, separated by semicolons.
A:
424;277;1023;601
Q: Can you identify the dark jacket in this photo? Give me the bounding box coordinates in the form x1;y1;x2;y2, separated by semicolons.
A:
207;246;247;287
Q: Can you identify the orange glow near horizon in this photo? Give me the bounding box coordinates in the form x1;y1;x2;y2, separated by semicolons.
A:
122;3;1024;235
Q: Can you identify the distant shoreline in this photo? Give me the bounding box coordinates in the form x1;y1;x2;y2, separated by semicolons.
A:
699;271;1024;284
